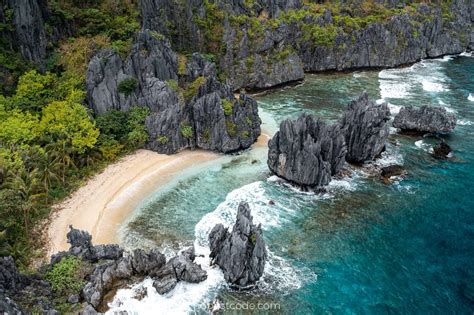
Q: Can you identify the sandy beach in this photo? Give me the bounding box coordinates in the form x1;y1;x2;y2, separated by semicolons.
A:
46;134;270;257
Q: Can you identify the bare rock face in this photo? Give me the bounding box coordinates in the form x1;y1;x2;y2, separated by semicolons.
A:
152;247;207;295
208;202;267;288
51;225;123;264
342;92;391;163
0;294;24;314
0;256;54;314
0;256;26;293
4;0;48;63
267;114;346;187
267;93;394;187
48;226;206;311
86;30;261;155
139;0;471;91
393;105;456;133
86;31;178;114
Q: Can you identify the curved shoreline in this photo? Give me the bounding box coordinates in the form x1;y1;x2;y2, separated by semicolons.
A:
46;134;270;257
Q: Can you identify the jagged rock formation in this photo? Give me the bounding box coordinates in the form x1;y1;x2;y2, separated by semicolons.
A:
50;226;207;310
153;247;207;294
0;256;55;313
268;93;394;187
0;256;27;295
209;202;267;288
0;226;207;313
51;225;123;264
1;0;48;63
139;0;472;90
0;294;24;314
86;31;178;114
342;92;391;163
86;30;261;154
1;1;472;91
0;0;72;64
393;105;457;133
267;114;346;187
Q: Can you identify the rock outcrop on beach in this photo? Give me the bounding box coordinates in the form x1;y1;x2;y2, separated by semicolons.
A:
342;92;391;163
0;226;208;313
209;202;267;288
267;114;346;187
58;226;207;310
393;105;457;133
86;30;261;155
153;247;207;294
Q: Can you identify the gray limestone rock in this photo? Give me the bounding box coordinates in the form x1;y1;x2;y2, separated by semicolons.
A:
393;105;456;133
267;114;346;187
342;92;391;163
208;202;266;288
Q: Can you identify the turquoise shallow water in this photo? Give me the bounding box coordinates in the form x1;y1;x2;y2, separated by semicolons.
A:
114;54;474;314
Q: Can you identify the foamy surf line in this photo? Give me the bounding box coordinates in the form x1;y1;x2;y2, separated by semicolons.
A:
109;182;310;313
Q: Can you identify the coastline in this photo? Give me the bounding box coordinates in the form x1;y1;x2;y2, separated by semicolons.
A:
45;133;270;258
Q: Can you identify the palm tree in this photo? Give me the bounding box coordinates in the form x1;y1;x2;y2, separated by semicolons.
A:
37;154;61;192
77;147;102;168
6;168;46;239
46;140;76;183
0;160;5;188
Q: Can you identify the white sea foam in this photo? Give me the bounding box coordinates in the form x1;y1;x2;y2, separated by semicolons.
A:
457;119;473;126
327;177;359;192
468;93;474;102
444;106;456;114
414;140;433;153
109;181;310;313
379;80;411;99
440;55;454;62
394;182;415;194
372;147;404;168
422;80;445;92
107;255;225;314
388;103;402;116
353;72;367;78
460;51;472;57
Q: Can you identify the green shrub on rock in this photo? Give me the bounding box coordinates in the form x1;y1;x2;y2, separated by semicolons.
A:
221;99;234;116
181;124;193;139
184;76;206;100
46;256;85;296
157;135;169;144
117;78;138;96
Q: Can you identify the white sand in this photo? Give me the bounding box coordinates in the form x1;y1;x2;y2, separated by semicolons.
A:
46;134;270;256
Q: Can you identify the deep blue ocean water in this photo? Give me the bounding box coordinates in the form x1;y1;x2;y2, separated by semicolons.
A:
111;54;474;314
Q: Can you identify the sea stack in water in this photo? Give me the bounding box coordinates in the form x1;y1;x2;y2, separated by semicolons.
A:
433;141;453;158
208;202;267;288
393;105;456;133
267;114;347;187
342;92;391;163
